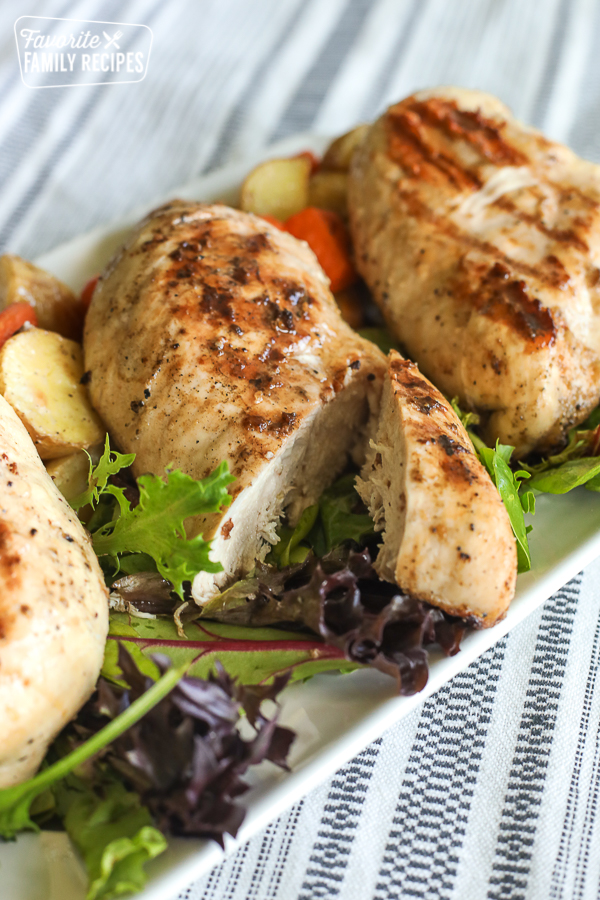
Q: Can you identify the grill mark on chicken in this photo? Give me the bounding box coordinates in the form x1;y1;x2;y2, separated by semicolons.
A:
387;98;591;277
544;180;600;212
388;108;481;191
438;445;478;486
493;195;590;253
398;189;574;291
386;98;527;192
437;434;466;456
471;263;556;349
415;98;527;165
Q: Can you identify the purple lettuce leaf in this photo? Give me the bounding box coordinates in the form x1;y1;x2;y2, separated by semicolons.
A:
198;548;465;696
76;646;295;846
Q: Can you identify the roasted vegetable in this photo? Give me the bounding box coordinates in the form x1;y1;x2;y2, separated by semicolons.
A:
240;156;311;221
0;327;104;459
0;254;83;340
0;301;37;349
308;170;348;217
321;125;369;171
285;207;357;292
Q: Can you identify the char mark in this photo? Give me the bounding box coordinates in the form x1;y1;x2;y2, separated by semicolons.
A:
242;411;297;437
476;263;556;348
386;97;527;192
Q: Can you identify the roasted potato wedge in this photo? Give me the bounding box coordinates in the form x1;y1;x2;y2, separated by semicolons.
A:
308;171;348;217
0;254;84;341
0;328;105;459
45;443;103;503
322;125;369;172
240;156;311;221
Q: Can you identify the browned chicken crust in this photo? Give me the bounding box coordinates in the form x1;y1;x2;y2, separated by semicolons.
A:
84;202;386;599
348;86;600;457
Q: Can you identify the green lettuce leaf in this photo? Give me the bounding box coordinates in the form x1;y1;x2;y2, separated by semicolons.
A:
0;662;187;839
517;405;600;488
53;774;166;900
314;474;374;554
358;326;398;355
268;504;318;567
268;474;374;567
104;613;359;686
526;457;600;494
452;401;533;573
92;463;235;598
71;436;136;511
476;442;533;573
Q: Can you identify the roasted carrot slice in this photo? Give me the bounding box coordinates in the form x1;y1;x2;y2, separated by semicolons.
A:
80;275;99;310
295;150;320;174
0;302;37;350
285;207;357;292
259;214;286;231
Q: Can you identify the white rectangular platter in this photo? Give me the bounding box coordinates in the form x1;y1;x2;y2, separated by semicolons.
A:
3;134;600;900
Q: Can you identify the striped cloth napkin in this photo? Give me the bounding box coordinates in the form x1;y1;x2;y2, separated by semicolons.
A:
1;1;600;898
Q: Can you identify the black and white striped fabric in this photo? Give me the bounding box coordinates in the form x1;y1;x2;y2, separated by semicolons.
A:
2;2;600;898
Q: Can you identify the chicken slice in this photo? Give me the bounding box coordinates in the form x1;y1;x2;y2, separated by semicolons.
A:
0;393;108;787
356;351;517;626
84;202;386;600
348;86;600;457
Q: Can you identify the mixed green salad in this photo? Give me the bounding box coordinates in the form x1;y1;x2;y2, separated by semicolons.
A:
2;351;600;899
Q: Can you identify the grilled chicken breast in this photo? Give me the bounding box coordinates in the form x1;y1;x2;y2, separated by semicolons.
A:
0;394;108;787
84;202;386;600
357;351;516;626
348;86;600;457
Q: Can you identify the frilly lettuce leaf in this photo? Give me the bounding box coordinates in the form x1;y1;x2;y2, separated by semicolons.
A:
91;463;234;599
314;473;375;555
71;436;136;511
268;504;318;567
70;442;234;598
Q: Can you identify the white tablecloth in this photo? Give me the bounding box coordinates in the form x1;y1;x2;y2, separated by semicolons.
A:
2;1;600;898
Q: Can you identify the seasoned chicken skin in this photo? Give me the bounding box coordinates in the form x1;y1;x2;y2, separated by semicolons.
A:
357;351;516;626
84;202;386;600
348;86;600;457
0;394;108;787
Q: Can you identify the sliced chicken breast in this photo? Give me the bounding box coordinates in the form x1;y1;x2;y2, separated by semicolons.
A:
0;394;108;787
356;351;517;626
84;202;386;600
348;86;600;457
